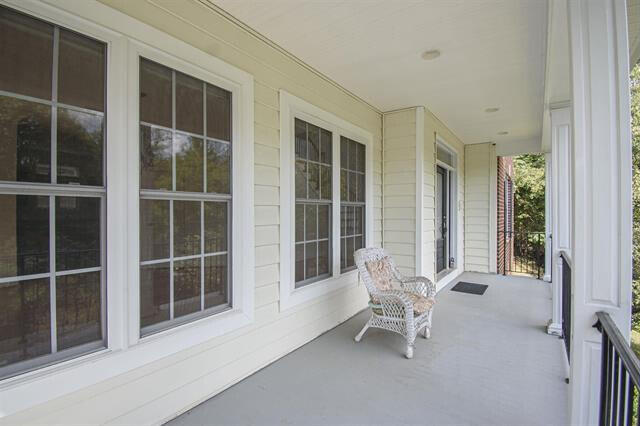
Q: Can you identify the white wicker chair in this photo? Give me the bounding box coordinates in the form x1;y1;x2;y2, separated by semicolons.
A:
353;247;436;359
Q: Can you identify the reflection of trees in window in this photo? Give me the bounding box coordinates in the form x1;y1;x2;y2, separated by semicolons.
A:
16;114;50;182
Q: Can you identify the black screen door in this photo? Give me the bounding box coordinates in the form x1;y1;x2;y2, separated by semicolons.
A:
436;165;448;273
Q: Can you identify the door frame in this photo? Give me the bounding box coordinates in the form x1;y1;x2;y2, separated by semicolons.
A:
435;137;458;278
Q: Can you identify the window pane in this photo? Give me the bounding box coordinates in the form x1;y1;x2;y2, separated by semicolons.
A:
295;160;306;199
206;140;230;194
348;172;357;202
57;108;103;186
140;59;172;128
140;262;170;328
340;238;346;270
307;124;319;162
356;142;365;173
340;206;347;236
0;278;51;367
358;173;365;202
318;204;329;240
305;241;317;279
355;236;364;252
206;84;231;141
340;138;348;169
308;163;319;200
175;72;203;135
204;254;227;309
305;204;317;241
348;140;357;171
56;271;102;350
346;237;355;269
320;165;331;200
294;119;306;160
0;96;51;183
340;170;347;202
175;134;203;192
295;204;304;242
295;243;304;283
204;201;227;253
355;206;363;235
174;258;200;318
0;7;53;100
348;206;355;235
140;125;172;190
56;196;100;271
318;240;329;276
58;29;105;112
140;199;169;261
173;200;200;258
320;129;331;164
0;194;49;278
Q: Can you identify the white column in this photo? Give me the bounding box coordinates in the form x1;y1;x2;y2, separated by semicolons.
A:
544;152;552;283
547;106;570;337
568;0;632;424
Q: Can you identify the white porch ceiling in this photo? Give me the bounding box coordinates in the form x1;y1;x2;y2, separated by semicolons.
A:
211;0;548;145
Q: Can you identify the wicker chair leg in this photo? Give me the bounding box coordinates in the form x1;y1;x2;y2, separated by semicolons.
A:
354;318;371;342
405;343;414;359
422;326;430;339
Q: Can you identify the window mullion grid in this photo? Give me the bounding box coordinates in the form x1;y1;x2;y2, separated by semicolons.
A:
49;195;57;353
48;26;61;354
303;202;306;281
169;199;174;320
201;81;207;312
203;82;207;194
200;200;205;312
170;69;176;321
51;26;59;185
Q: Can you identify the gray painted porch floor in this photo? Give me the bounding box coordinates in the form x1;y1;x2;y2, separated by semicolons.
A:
168;272;569;426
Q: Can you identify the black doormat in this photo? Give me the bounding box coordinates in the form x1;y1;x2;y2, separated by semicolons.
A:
451;281;488;295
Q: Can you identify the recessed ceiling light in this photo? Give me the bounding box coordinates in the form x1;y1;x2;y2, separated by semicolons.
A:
485;107;500;113
421;49;441;60
497;131;509;135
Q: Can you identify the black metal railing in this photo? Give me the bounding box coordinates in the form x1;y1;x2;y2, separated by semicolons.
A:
499;230;546;278
561;251;572;362
595;311;640;426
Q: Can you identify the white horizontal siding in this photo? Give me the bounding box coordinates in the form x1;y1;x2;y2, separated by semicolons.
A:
383;109;417;277
464;143;492;273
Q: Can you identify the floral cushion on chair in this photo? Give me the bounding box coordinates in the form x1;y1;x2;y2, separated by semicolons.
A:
365;257;394;292
407;293;435;315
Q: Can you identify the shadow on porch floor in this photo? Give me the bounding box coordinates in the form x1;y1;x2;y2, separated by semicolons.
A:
168;272;568;426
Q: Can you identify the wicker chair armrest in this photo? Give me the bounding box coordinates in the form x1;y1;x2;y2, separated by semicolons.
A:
375;290;414;319
400;276;436;299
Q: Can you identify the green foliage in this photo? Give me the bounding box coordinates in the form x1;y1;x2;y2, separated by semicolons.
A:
513;154;546;233
631;63;640;330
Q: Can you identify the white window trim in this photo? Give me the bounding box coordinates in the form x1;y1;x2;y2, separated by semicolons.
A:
279;90;373;311
434;134;461;287
0;0;254;417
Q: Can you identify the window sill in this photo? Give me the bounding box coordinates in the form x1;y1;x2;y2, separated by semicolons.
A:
280;269;359;312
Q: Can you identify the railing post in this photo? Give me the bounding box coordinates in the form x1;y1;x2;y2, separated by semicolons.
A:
547;255;563;336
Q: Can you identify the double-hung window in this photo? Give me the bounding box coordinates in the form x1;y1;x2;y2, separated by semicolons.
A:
294;118;332;287
0;6;107;378
280;91;372;310
138;58;233;336
340;136;366;271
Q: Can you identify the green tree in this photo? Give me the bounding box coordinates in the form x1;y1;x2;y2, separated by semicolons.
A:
513;153;546;233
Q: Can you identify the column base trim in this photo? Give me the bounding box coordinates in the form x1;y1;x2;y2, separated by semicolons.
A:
547;320;563;336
